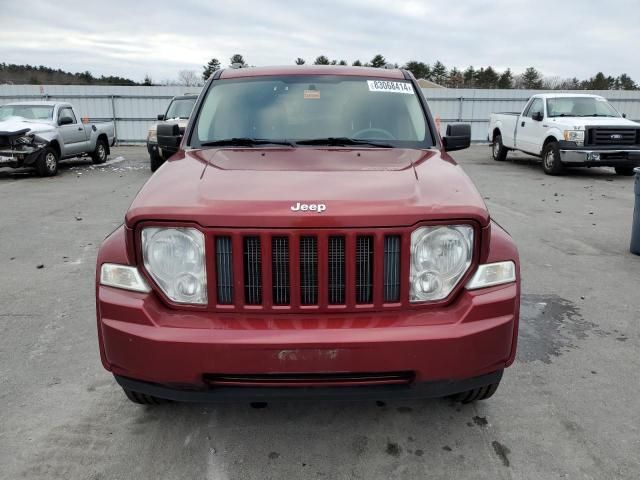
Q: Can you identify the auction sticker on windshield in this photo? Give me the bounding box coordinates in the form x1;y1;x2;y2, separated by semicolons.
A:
367;80;414;94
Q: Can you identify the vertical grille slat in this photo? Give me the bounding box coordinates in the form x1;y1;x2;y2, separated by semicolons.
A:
299;236;318;305
383;235;401;303
243;236;262;305
328;236;345;304
356;236;373;304
271;237;290;305
215;236;233;304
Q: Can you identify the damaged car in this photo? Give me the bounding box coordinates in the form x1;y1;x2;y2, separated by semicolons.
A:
0;102;116;176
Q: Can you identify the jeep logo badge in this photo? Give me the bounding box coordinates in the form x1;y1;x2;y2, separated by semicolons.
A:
291;202;326;213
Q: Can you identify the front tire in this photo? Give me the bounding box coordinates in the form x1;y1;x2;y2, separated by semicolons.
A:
91;138;108;164
35;147;59;177
122;388;169;405
150;148;164;172
451;382;500;404
542;142;564;175
492;134;508;161
615;166;636;176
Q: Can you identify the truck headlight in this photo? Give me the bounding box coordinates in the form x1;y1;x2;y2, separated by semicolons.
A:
563;130;584;144
410;225;473;302
142;227;207;304
147;128;157;143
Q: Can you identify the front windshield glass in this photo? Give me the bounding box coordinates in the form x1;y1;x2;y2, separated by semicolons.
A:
190;75;432;148
0;105;54;121
546;97;620;118
165;98;196;119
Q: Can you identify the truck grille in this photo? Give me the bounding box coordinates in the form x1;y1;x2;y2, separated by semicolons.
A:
212;230;405;311
586;128;639;146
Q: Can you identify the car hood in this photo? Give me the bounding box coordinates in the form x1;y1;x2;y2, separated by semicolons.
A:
126;147;489;229
548;116;639;129
0;117;55;136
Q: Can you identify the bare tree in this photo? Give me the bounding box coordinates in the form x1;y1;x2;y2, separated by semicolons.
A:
177;70;201;87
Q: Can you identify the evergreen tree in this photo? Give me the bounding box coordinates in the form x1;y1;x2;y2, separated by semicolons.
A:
352;59;362;67
202;58;221;81
521;67;543;89
314;55;330;65
431;61;447;85
229;54;246;67
497;68;513;89
404;60;430;79
295;57;305;65
370;54;387;68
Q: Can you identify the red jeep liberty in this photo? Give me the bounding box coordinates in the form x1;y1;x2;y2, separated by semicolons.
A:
96;66;520;404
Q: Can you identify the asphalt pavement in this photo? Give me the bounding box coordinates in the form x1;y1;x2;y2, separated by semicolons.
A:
0;146;638;479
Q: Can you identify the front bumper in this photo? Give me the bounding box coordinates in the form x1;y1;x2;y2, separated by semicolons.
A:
559;142;640;166
97;282;518;398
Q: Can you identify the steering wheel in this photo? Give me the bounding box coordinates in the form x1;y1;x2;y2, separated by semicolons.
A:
352;128;396;140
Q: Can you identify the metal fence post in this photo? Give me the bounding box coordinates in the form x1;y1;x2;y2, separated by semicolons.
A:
110;95;118;146
458;97;463;122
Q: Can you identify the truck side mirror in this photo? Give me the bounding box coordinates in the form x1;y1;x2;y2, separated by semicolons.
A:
532;111;543;121
442;123;471;152
622;113;627;118
157;114;165;121
157;123;182;154
59;116;74;126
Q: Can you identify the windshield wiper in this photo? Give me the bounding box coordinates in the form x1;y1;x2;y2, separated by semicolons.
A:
296;137;393;148
201;138;295;147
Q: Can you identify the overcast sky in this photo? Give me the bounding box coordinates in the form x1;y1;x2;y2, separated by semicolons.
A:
1;0;638;83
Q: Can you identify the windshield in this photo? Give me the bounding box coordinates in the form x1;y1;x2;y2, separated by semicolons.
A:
189;75;432;148
546;97;620;118
0;105;54;121
165;98;196;119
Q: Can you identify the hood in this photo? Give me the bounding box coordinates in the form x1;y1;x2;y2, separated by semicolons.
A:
150;118;189;133
548;116;640;129
0;117;55;136
126;147;489;229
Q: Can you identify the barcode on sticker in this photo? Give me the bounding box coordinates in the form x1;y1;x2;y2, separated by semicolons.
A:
367;80;414;94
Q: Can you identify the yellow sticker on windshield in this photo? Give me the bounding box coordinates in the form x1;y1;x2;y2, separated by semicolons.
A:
304;90;321;99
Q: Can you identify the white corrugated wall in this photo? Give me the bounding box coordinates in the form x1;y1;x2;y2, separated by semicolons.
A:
2;85;639;142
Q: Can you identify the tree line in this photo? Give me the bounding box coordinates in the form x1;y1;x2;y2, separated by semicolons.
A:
200;53;639;90
0;63;139;86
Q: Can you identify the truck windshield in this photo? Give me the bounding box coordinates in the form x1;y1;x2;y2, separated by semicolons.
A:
546;97;620;118
0;105;54;121
190;75;432;148
165;98;196;119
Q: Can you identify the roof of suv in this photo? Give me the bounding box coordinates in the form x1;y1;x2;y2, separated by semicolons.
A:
220;65;406;80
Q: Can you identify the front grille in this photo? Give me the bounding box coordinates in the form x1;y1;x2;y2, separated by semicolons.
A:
212;230;406;311
586;128;639;146
243;236;262;305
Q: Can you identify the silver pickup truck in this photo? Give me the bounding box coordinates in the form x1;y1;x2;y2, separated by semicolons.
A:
0;101;116;176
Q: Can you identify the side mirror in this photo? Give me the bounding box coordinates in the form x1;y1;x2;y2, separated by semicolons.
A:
442;123;471;152
157;114;165;121
622;113;627;119
157;123;182;154
59;116;74;126
532;111;544;121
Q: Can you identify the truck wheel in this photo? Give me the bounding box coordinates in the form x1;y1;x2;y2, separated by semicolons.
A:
122;388;169;405
91;139;108;164
492;134;508;161
35;147;59;177
451;382;500;404
150;149;164;172
542;142;564;176
615;167;635;176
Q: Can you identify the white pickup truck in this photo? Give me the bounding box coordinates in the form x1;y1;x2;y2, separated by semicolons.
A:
489;93;640;175
0;101;116;176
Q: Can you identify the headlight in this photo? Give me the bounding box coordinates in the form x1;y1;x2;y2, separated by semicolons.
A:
142;227;207;304
100;263;150;293
466;261;516;290
563;130;584;144
147;128;157;143
410;225;473;302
